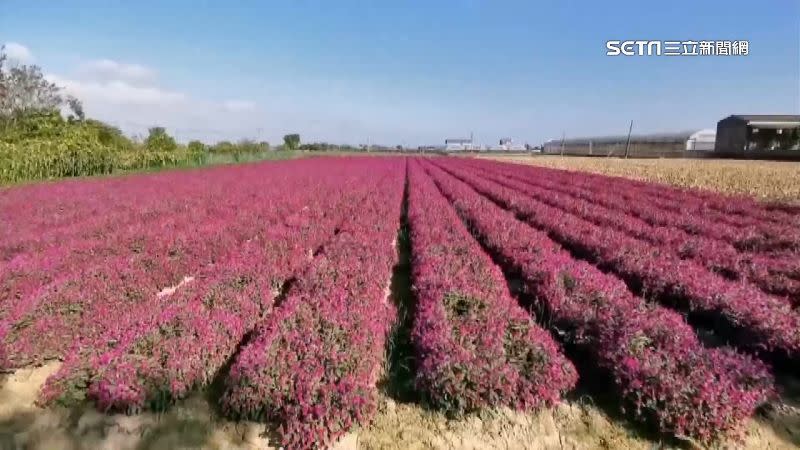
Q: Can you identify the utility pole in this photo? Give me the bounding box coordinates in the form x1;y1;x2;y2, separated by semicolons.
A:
560;131;565;157
624;120;634;159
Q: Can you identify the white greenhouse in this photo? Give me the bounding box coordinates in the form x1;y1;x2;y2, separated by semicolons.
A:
685;129;716;151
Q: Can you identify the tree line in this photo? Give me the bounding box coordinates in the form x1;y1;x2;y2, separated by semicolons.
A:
0;45;308;184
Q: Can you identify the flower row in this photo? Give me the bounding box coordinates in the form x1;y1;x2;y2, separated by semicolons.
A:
468;165;799;305
437;160;800;364
38;161;388;411
472;160;800;275
221;161;405;449
483;159;800;229
1;159;393;370
406;161;577;414
1;160;301;264
423;159;773;443
468;159;800;254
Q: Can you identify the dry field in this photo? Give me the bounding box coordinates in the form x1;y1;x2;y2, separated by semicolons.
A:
478;155;800;202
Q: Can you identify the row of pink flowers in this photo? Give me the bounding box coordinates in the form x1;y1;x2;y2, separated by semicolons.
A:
38;162;385;410
1;161;366;370
423;159;773;443
406;161;577;414
472;160;800;272
476;159;799;229
466;164;799;306
221;160;405;449
467;159;800;255
1;160;309;268
438;160;800;364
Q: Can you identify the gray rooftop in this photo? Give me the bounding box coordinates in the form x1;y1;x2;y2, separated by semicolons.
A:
725;114;800;122
544;131;696;146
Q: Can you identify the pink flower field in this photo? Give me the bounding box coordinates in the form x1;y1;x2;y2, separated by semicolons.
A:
1;156;798;449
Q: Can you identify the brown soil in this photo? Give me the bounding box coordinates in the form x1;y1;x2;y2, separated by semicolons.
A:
1;364;797;449
0;363;273;450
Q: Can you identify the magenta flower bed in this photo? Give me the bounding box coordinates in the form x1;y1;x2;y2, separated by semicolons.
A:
465;165;800;305
221;163;405;449
423;160;773;442
1;162;361;370
3;217;240;368
1;162;298;311
469;157;800;228
406;162;577;414
472;160;800;282
436;160;800;363
1;154;796;448
38;169;378;410
468;159;800;253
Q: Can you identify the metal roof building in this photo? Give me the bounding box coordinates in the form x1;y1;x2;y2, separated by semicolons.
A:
444;136;479;151
715;114;800;153
686;129;716;151
445;138;472;144
542;131;699;156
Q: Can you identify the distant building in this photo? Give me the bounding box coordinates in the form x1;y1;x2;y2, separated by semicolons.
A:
542;131;699;156
445;137;477;151
715;115;800;153
686;129;716;151
480;137;524;151
538;114;800;158
445;138;472;145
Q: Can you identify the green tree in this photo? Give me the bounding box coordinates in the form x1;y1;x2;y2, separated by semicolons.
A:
211;140;235;153
0;45;89;141
187;140;206;153
66;96;85;121
283;133;300;150
235;139;260;154
144;127;177;151
0;48;6;103
0;46;64;119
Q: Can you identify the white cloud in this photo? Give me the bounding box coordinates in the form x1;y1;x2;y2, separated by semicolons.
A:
3;42;34;63
43;60;196;140
5;41;416;145
43;69;265;143
222;99;257;112
9;45;281;143
77;59;157;86
46;74;187;106
44;58;186;122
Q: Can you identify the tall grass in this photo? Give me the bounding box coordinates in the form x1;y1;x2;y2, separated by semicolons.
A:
0;112;302;185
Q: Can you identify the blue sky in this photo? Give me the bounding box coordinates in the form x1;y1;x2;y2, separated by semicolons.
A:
2;1;798;146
